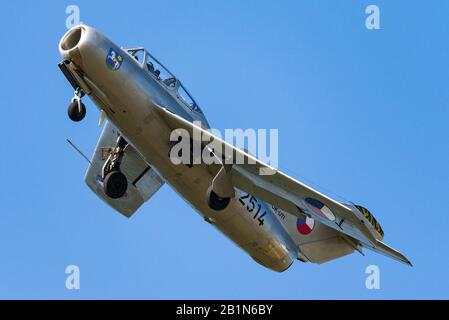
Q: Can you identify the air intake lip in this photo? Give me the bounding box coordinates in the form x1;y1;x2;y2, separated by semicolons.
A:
60;26;84;51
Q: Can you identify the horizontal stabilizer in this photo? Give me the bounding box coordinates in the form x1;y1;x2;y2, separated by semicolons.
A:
364;240;412;266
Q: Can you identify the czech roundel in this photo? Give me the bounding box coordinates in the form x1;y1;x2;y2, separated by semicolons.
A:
296;216;315;235
305;198;336;221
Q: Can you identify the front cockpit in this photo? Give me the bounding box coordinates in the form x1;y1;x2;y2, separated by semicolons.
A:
124;48;203;115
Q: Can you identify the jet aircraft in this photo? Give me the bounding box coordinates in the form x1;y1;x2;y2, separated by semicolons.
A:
58;24;411;272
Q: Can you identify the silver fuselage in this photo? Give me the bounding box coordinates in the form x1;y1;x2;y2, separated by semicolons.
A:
59;25;298;272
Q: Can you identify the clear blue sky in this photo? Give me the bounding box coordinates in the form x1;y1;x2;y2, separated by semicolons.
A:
0;0;448;299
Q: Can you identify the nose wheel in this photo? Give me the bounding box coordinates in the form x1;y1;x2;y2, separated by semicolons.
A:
68;89;86;122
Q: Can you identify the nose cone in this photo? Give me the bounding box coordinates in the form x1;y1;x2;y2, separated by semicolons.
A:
59;24;96;67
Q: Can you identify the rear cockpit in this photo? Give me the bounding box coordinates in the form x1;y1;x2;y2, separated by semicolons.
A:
124;47;203;115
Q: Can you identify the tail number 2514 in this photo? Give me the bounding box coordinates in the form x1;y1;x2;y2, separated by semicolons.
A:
238;193;266;226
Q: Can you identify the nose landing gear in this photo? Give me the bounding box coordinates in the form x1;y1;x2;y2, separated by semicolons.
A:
102;136;129;199
68;88;86;122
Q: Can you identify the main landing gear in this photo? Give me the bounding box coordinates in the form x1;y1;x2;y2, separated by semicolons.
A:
207;188;231;211
66;86;127;199
102;136;128;199
206;165;235;211
68;88;86;122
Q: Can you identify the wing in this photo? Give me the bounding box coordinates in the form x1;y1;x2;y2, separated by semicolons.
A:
155;107;411;265
85;121;164;217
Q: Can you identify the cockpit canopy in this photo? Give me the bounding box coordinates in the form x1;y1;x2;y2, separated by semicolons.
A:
125;48;202;114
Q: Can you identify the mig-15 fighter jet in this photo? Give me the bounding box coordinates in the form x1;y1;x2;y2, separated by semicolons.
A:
58;24;411;272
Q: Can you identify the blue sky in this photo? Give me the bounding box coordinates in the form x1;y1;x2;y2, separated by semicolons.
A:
0;0;448;299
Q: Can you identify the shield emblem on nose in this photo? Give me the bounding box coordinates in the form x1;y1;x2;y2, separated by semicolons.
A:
106;48;123;71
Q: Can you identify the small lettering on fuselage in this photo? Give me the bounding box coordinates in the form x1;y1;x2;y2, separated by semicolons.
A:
271;206;286;220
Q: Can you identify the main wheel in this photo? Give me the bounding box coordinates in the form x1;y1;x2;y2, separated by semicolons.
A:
68;100;86;122
104;171;128;199
207;188;230;211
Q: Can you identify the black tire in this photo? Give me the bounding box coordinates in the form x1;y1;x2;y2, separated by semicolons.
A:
68;100;86;122
207;188;230;211
104;171;128;199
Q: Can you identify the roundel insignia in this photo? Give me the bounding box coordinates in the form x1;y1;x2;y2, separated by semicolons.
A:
296;216;315;235
305;198;336;221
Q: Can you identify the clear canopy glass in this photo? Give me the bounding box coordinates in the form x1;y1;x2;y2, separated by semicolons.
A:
125;48;202;114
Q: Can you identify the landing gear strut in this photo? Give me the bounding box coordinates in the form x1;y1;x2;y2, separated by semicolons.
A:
68;88;86;122
102;136;128;199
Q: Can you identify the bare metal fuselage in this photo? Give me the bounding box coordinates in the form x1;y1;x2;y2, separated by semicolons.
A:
59;25;298;272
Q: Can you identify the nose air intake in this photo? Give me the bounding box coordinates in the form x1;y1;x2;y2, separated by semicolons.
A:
60;26;84;51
